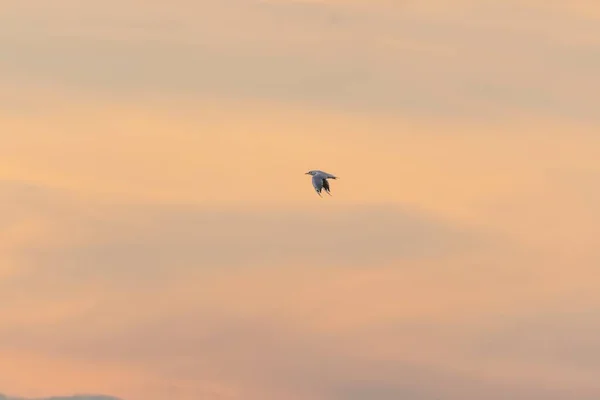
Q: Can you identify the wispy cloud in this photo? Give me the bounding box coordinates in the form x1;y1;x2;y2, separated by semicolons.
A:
1;0;598;121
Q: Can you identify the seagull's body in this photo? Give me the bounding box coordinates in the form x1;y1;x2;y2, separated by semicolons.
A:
305;170;338;197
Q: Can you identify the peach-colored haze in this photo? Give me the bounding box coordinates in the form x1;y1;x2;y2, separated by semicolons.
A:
1;1;599;399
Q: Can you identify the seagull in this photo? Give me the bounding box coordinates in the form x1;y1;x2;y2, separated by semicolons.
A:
305;170;338;197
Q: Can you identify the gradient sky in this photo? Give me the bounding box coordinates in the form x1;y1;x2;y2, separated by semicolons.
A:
1;1;600;399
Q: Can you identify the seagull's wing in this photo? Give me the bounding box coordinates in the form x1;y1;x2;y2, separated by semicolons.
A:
322;178;332;195
312;174;324;197
318;171;337;180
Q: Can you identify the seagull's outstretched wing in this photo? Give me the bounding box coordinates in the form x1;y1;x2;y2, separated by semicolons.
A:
316;170;337;180
312;174;324;197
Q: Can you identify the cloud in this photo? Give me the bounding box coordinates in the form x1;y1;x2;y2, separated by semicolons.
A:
0;0;598;121
0;178;481;296
19;202;474;273
470;310;600;371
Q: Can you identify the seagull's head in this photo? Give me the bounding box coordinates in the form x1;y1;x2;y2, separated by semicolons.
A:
305;170;317;176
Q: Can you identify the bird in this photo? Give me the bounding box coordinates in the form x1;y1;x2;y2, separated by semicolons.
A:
305;170;338;197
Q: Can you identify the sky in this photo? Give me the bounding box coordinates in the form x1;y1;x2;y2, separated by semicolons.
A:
1;0;599;399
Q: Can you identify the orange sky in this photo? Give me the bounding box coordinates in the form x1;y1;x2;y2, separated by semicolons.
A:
1;1;600;399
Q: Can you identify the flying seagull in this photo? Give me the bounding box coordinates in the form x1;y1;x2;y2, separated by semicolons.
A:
305;170;338;197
